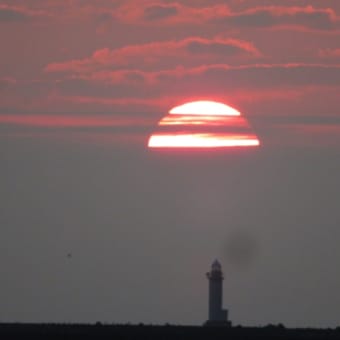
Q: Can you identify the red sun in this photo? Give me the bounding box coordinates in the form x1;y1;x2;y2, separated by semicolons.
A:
148;101;260;148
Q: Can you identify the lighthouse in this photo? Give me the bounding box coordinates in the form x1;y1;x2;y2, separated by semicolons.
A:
205;260;231;326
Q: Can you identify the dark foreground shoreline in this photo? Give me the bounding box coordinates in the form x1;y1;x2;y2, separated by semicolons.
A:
1;323;340;340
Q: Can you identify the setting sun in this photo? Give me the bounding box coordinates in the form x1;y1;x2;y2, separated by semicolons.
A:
148;100;260;148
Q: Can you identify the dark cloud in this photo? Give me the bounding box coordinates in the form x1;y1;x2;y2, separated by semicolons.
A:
229;10;277;27
224;228;259;268
169;64;340;88
96;12;115;23
186;40;253;56
0;7;29;21
143;4;178;21
44;64;340;104
0;77;16;91
226;7;336;30
294;10;335;30
44;38;258;74
55;77;154;99
114;3;338;31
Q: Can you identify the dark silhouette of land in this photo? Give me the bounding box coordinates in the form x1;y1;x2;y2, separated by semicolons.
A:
1;323;340;340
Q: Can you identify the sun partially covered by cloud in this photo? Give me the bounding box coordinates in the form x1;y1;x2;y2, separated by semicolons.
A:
148;101;260;148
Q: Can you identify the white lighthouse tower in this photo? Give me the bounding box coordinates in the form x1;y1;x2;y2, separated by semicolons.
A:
205;260;231;326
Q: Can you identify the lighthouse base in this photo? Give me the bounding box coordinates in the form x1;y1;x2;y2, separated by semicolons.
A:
204;308;231;327
204;320;232;327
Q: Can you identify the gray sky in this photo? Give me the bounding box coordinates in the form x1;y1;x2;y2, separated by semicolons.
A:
1;139;339;327
1;0;340;328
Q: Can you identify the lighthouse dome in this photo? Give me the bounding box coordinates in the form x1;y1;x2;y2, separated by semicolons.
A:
211;259;222;271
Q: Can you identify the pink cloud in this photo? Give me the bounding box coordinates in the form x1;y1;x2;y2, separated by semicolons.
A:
319;48;340;58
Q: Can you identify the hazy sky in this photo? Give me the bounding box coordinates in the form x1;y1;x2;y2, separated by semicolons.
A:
1;0;340;327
